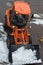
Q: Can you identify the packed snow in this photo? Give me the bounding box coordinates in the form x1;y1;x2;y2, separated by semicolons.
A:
0;40;9;63
34;14;41;18
30;19;43;24
0;24;9;63
30;14;43;25
12;46;42;65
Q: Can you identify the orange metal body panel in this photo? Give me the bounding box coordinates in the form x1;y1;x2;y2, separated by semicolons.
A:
5;8;12;27
10;26;30;45
12;1;31;14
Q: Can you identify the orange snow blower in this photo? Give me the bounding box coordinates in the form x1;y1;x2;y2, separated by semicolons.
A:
4;1;32;46
4;1;42;64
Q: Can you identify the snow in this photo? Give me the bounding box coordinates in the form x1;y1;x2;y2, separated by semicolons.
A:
6;2;12;7
0;23;7;41
30;19;43;24
30;14;43;25
34;14;41;18
0;25;4;32
0;24;9;63
12;46;42;65
0;23;3;26
0;39;9;63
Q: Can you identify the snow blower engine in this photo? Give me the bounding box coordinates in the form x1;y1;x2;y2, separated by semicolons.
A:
4;1;42;64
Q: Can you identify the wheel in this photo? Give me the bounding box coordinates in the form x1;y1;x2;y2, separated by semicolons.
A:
29;36;32;44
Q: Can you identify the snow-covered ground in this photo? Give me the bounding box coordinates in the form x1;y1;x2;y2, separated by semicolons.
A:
0;24;9;64
12;46;42;65
0;40;9;63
